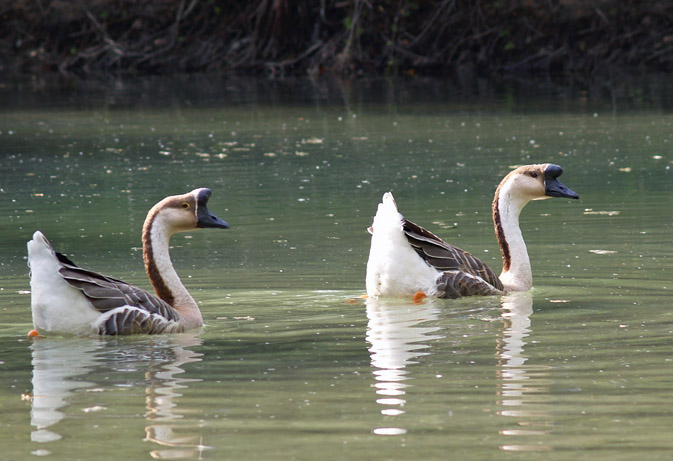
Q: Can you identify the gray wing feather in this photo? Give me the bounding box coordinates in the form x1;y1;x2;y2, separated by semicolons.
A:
402;219;504;296
56;252;181;330
437;271;503;299
98;307;183;335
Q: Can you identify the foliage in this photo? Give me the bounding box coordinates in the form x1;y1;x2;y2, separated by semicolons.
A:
1;0;672;78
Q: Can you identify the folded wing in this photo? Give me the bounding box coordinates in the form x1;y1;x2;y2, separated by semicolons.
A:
402;219;504;297
56;253;181;334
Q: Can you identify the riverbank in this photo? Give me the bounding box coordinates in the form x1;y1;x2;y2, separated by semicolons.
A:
2;1;672;82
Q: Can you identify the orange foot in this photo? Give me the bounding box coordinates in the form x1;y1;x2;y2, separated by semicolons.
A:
412;291;427;304
345;294;369;305
27;329;41;338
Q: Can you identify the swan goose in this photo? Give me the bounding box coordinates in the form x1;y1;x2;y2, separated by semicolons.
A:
366;163;579;299
27;188;229;336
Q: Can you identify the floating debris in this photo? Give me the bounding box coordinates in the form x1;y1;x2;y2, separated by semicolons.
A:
82;406;107;413
478;316;500;322
584;209;620;216
301;137;323;144
373;427;407;436
618;167;632;172
589;249;617;254
431;221;456;229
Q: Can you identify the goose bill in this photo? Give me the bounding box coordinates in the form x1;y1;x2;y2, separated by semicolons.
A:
545;178;579;199
194;188;229;229
197;207;229;229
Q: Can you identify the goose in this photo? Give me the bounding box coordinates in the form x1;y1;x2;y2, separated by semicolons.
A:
366;163;579;299
27;188;229;336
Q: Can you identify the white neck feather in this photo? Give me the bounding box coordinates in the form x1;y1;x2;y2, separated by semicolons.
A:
146;214;202;328
495;182;533;291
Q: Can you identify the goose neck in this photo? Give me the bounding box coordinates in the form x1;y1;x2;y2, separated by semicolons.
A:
142;214;202;327
493;185;532;291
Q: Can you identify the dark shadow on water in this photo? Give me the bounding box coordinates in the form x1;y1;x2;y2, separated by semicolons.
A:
3;74;673;114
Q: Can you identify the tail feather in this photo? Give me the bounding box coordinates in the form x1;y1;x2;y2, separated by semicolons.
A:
379;192;398;213
370;192;403;235
27;231;57;270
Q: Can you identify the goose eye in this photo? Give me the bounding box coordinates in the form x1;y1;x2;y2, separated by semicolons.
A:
181;202;190;209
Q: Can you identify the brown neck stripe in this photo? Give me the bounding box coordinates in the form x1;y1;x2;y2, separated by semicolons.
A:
143;212;175;305
492;188;511;272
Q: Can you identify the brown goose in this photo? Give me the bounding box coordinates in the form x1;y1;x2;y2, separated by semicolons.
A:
365;164;579;299
27;188;229;335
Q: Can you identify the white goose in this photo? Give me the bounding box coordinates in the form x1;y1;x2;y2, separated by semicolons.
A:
366;163;579;299
27;188;229;336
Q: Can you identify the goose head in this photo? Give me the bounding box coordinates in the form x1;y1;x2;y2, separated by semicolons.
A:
501;163;579;204
542;164;579;200
147;188;230;235
494;163;578;290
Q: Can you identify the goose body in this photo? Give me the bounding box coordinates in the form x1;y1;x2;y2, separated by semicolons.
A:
366;164;579;299
28;188;229;336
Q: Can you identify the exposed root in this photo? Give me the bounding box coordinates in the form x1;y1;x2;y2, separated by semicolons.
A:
2;1;671;79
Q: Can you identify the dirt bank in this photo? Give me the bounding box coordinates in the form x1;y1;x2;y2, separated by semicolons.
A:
2;1;672;80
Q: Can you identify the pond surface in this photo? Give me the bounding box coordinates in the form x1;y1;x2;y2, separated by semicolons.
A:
1;76;672;460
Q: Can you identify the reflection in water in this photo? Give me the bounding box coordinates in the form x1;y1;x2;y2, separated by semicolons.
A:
496;291;552;452
143;334;208;459
365;297;443;436
30;338;102;444
29;333;206;458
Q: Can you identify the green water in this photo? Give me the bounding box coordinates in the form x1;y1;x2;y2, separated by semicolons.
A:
1;77;672;460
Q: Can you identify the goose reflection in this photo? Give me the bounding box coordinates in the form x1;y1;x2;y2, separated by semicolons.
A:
496;291;552;452
30;338;101;443
29;333;206;458
365;297;444;435
143;333;208;459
